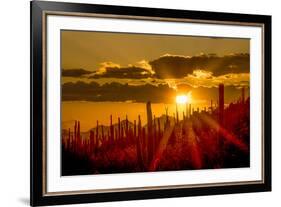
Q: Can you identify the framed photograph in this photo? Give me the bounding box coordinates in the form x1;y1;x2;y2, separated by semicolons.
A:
30;1;271;206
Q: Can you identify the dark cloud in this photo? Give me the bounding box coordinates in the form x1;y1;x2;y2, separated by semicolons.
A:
89;66;154;79
191;86;248;104
63;53;249;80
62;81;247;104
62;81;175;103
62;68;92;77
149;53;249;78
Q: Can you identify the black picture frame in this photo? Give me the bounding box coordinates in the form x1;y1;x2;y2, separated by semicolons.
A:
31;1;271;206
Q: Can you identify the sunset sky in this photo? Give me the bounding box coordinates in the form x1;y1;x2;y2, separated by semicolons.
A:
61;30;250;104
61;30;250;131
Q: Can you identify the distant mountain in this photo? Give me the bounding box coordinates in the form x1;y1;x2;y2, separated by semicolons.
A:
88;115;176;134
88;119;134;135
62;115;176;139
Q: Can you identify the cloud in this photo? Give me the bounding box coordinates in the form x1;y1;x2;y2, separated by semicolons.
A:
62;68;249;92
135;60;155;74
89;62;155;79
62;68;92;77
149;53;249;79
184;70;250;88
95;62;121;75
89;66;153;79
62;81;247;104
63;53;249;82
62;81;176;103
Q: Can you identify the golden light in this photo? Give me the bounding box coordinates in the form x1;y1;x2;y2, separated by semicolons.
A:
176;92;192;105
176;95;188;104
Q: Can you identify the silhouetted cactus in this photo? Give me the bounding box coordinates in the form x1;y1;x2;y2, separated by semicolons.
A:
146;101;153;164
110;115;114;143
136;115;144;170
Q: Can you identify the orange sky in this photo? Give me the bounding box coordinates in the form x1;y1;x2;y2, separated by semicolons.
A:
62;30;249;71
61;30;250;104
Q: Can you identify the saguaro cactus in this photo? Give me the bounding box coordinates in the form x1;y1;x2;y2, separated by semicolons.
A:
219;84;224;126
110;115;114;143
146;101;153;164
77;121;80;139
165;107;170;129
136;115;144;170
118;117;121;140
101;125;104;140
96;120;99;149
133;120;136;142
218;83;225;156
90;130;95;154
125;115;129;138
74;120;77;147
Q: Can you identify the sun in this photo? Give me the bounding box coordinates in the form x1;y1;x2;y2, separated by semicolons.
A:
176;93;192;104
